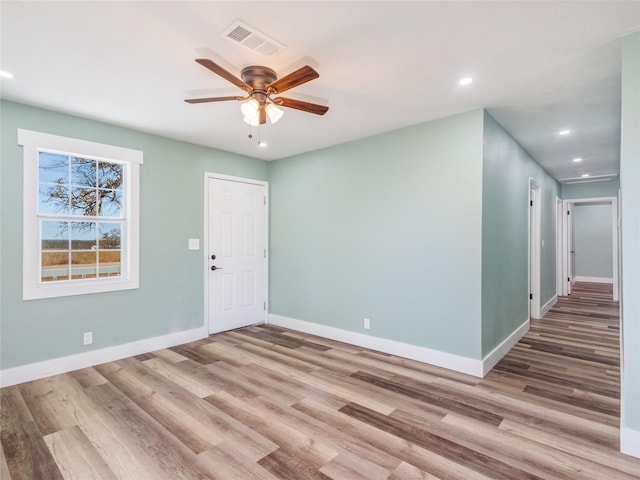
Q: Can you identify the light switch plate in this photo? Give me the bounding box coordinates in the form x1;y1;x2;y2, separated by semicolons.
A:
188;238;200;250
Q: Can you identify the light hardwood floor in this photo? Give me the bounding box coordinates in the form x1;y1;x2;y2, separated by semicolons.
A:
2;282;639;479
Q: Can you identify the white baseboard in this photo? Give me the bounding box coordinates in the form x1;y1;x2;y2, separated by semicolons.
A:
268;314;484;377
573;276;613;284
541;295;558;317
481;319;530;376
0;326;207;388
621;427;640;458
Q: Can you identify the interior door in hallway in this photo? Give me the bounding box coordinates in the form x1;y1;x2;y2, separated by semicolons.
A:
207;176;267;334
568;202;575;295
529;183;541;319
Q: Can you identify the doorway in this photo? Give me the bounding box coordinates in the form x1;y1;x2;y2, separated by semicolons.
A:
529;179;541;319
560;197;618;300
556;197;563;297
204;173;268;334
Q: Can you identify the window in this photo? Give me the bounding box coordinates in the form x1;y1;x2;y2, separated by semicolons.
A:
19;129;143;300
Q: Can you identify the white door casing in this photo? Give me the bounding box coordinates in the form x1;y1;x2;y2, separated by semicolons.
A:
556;197;563;297
568;202;575;294
560;200;575;296
529;180;541;320
204;173;268;335
560;197;618;300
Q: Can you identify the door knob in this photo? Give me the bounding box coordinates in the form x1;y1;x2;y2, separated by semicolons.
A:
211;265;223;271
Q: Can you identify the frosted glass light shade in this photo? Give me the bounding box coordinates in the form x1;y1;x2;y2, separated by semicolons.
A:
240;99;259;117
265;103;284;124
243;115;260;126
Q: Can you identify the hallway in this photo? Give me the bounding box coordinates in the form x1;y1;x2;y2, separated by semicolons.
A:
493;282;619;416
488;282;626;459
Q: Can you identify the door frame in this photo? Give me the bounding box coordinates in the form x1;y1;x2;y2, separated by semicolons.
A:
528;179;541;320
563;202;575;296
203;172;269;334
555;196;563;297
560;196;618;300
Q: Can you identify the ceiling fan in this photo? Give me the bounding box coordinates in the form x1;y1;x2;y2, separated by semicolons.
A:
185;59;329;126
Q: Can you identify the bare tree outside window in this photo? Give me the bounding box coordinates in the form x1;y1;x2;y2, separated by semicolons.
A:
38;152;124;281
39;154;123;230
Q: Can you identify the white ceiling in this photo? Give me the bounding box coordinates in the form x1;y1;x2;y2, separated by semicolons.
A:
1;1;638;181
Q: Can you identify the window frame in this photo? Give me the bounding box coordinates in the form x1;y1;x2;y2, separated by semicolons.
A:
19;129;143;300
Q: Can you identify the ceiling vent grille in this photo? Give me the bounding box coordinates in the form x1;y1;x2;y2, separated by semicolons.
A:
559;173;618;184
222;21;285;57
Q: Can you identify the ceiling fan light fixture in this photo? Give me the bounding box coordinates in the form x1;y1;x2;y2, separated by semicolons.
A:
265;103;284;124
240;98;260;117
186;59;328;129
243;115;260;127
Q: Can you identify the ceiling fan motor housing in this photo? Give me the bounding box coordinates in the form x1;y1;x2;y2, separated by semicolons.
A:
241;66;277;91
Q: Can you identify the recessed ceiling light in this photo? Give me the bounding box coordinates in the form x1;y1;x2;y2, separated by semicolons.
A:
458;77;473;86
573;158;583;162
558;129;571;135
581;173;590;177
0;70;14;79
258;142;267;147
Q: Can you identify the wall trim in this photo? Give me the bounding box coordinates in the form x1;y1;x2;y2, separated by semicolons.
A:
573;276;614;284
620;427;640;459
541;295;558;317
0;327;207;388
481;319;530;376
268;314;484;377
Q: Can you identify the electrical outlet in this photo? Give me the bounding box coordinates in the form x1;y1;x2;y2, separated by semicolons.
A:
364;318;370;330
83;332;93;345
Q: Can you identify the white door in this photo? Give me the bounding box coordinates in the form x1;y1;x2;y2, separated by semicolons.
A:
568;202;575;295
207;176;267;334
529;184;541;319
556;198;563;297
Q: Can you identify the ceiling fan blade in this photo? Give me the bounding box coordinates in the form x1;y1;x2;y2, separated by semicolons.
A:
195;59;251;93
273;97;329;115
184;96;245;104
267;66;319;94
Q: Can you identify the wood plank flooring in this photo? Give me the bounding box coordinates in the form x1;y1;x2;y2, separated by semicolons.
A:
2;282;638;479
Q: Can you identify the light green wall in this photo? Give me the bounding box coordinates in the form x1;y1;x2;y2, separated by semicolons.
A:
0;100;268;369
269;110;484;359
620;32;640;433
561;180;620;199
481;112;560;356
0;98;589;377
573;204;613;278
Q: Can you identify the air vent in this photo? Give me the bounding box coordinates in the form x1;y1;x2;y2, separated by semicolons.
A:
222;21;286;57
559;173;618;184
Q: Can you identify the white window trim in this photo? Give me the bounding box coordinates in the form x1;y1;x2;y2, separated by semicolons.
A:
18;129;143;300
